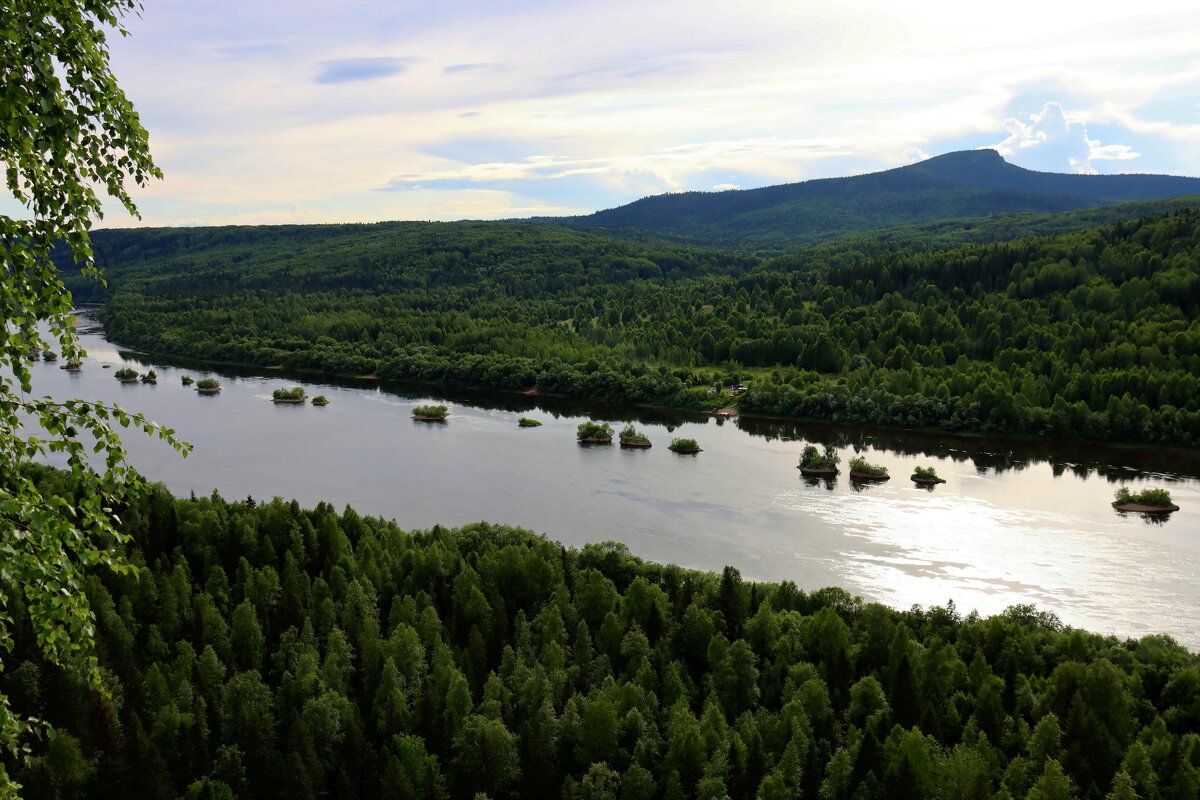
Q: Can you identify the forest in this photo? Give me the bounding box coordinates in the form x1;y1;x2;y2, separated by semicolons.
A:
90;207;1200;447
5;468;1199;800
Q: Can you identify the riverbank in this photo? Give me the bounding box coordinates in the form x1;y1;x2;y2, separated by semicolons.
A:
90;318;1200;473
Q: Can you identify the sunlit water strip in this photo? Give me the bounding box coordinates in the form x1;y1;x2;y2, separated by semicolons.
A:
774;482;1198;643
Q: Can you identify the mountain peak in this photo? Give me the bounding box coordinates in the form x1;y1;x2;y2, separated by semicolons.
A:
565;149;1200;248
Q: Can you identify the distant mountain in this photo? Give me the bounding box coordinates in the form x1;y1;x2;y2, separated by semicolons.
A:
555;149;1200;248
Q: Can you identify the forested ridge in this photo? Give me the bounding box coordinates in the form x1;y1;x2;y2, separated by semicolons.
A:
556;150;1200;248
91;207;1200;447
5;470;1200;799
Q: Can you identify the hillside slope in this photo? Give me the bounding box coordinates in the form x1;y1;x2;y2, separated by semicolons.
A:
559;149;1200;247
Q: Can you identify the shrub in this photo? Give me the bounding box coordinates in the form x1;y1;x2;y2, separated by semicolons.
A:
196;378;220;390
1114;487;1173;506
413;404;448;418
619;424;649;443
576;421;613;440
114;367;139;381
311;395;330;406
273;386;306;400
799;444;839;469
668;437;701;453
849;456;888;477
518;417;541;427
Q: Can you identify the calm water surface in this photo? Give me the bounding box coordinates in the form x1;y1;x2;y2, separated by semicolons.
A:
31;317;1200;648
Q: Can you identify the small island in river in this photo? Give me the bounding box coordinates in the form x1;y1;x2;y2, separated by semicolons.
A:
196;377;221;395
577;420;613;444
668;437;701;454
797;444;840;477
114;367;140;383
272;386;307;404
849;456;890;482
412;404;449;421
518;417;542;427
618;424;652;448
911;465;946;485
1112;487;1179;514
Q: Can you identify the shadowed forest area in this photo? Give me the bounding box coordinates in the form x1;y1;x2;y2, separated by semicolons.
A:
6;470;1199;799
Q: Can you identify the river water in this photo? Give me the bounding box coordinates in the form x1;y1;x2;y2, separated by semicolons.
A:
29;317;1200;648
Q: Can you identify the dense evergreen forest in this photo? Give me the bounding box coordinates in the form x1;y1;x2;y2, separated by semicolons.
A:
91;206;1200;447
6;470;1199;799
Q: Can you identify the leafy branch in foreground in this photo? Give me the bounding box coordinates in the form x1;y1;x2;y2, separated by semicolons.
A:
1;0;178;793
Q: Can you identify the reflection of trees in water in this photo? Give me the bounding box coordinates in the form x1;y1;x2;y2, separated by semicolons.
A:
735;415;1200;481
1113;509;1173;527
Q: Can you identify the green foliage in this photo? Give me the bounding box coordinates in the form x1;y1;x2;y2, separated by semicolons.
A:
5;479;1198;799
619;424;650;444
0;2;186;791
518;417;542;427
195;377;220;391
181;375;194;386
1113;487;1174;507
141;369;157;382
911;466;945;484
271;386;306;401
90;207;1200;447
113;367;139;382
848;456;888;477
667;437;701;454
799;444;839;469
412;404;448;418
311;395;330;407
577;421;614;441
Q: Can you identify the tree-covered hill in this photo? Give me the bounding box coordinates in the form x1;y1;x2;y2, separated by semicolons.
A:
554;150;1200;248
5;471;1198;799
93;208;1200;447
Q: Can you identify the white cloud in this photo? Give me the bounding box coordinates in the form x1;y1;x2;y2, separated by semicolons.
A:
994;102;1139;174
712;182;740;191
86;0;1200;224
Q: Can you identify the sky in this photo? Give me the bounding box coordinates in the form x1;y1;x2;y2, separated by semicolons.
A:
68;0;1200;225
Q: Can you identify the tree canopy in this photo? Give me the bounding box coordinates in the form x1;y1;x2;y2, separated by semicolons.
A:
1;1;184;793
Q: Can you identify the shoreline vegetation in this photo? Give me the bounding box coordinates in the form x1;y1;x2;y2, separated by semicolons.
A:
618;423;652;448
9;469;1200;800
577;420;613;444
798;443;840;476
1113;486;1179;513
89;209;1200;451
412;403;449;421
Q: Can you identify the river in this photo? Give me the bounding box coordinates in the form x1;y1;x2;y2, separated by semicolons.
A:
28;315;1200;648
